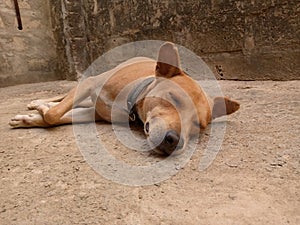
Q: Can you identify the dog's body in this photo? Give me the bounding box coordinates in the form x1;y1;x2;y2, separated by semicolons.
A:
9;43;239;155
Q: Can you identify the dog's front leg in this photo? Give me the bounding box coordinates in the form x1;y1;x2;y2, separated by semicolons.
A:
40;77;98;125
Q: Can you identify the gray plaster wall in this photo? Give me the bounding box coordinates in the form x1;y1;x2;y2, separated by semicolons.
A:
58;0;299;80
0;0;63;87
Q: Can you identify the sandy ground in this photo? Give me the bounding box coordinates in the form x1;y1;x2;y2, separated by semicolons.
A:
0;80;299;225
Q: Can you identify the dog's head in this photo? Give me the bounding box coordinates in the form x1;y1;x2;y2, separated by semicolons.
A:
138;42;240;155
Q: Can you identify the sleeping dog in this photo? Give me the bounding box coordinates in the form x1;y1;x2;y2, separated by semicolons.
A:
9;42;240;155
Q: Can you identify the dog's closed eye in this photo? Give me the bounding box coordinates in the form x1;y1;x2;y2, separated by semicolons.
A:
168;92;182;108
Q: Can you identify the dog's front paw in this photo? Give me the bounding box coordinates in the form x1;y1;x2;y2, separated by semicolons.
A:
9;114;44;128
9;114;33;128
27;100;45;110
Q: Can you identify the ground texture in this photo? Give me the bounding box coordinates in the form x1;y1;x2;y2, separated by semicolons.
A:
0;80;299;225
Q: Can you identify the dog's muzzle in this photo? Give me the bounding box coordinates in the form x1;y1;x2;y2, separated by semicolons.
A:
154;130;184;155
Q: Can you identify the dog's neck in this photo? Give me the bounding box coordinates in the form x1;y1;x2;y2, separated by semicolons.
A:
127;76;155;123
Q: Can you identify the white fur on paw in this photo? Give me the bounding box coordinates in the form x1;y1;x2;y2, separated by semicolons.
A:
27;100;45;110
9;114;42;128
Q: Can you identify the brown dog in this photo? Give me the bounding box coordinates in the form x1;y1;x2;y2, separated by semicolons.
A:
9;42;239;155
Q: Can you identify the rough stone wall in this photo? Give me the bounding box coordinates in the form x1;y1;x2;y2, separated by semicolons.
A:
47;0;92;81
0;0;63;87
1;0;299;86
61;0;300;80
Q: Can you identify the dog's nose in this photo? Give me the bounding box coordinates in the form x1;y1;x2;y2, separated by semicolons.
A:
156;130;182;155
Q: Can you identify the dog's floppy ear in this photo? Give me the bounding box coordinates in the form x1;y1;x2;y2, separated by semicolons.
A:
212;97;240;119
156;42;182;78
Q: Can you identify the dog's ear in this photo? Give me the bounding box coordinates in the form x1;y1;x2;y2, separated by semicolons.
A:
212;97;240;119
156;42;182;78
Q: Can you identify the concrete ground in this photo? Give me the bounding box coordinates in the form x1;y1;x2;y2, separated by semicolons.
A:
0;80;299;224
